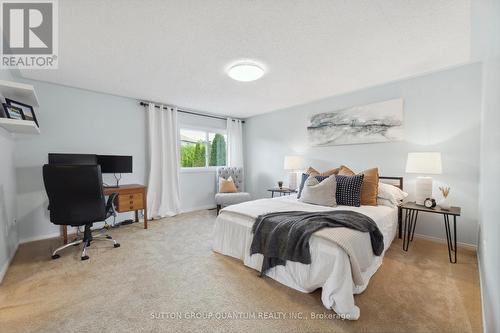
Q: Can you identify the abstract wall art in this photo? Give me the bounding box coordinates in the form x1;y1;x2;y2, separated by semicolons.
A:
307;98;404;146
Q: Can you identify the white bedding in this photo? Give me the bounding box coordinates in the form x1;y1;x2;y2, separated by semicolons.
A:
211;194;398;320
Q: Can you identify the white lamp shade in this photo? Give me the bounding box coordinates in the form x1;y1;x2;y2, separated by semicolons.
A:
284;155;304;171
405;152;442;174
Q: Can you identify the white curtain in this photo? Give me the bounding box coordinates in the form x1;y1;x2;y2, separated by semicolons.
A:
227;118;244;167
146;103;181;217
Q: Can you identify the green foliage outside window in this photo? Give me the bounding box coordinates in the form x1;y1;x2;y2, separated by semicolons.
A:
209;133;226;166
193;142;206;167
180;144;195;167
180;131;226;168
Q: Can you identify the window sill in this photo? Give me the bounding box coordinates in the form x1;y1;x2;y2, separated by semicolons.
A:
180;167;221;174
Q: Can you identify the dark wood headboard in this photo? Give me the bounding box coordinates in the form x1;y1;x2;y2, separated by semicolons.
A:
379;176;404;191
379;176;404;239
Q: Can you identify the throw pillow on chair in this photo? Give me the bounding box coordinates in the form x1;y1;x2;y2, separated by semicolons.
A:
219;176;238;193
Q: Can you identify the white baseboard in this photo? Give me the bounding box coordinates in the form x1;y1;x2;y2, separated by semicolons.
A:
477;247;487;333
181;205;216;213
20;231;62;244
0;242;19;284
413;233;477;251
18;207;217;245
20;223;117;244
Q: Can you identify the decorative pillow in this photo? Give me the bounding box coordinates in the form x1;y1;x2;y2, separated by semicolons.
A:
297;173;328;199
299;175;337;207
335;174;364;207
338;165;379;206
219;176;237;193
337;165;355;176
307;166;340;177
306;166;318;175
337;165;353;175
378;182;408;206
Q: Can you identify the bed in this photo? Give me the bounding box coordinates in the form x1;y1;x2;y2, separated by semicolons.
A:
211;177;403;320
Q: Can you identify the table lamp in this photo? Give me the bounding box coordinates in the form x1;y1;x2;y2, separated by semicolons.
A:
405;152;442;205
284;155;304;190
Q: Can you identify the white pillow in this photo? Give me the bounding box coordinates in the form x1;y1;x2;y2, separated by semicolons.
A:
378;182;408;206
377;198;397;208
299;175;337;207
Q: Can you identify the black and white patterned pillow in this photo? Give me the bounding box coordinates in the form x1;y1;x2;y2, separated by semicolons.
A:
335;174;364;207
297;173;328;198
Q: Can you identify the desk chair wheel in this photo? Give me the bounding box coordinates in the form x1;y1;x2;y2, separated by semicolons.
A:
51;254;60;260
81;255;89;261
114;243;120;248
106;235;112;239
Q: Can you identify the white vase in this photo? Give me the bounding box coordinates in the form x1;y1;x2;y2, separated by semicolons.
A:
439;197;451;210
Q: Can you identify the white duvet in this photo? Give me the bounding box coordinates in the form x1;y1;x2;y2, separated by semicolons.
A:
211;195;398;320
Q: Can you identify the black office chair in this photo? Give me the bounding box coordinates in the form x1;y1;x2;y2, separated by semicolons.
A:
42;164;121;260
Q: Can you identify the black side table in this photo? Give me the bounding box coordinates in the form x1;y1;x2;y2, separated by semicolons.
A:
400;202;461;263
267;188;297;198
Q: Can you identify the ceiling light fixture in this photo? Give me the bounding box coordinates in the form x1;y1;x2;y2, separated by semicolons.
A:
227;61;265;82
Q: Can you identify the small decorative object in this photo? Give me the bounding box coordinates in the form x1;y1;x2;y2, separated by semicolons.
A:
6;98;38;127
439;186;451;210
405;152;442;205
424;198;436;208
307;98;404;146
277;181;283;189
2;103;25;120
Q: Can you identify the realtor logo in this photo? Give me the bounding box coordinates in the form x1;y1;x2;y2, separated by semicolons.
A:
1;0;58;69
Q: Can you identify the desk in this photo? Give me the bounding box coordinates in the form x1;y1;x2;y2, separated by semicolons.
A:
62;184;148;244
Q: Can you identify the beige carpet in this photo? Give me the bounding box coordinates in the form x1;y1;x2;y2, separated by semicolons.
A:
0;210;482;333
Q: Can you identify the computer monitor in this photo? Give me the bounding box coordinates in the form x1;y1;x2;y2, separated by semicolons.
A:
47;153;132;187
96;155;132;187
97;155;133;174
48;153;97;165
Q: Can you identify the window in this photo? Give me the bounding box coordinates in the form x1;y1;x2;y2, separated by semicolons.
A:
180;128;227;168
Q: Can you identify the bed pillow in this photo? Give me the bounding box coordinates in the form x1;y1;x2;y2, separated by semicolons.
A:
219;176;238;193
307;166;341;177
299;175;337;207
377;198;396;207
297;173;328;198
335;174;364;207
378;182;408;205
338;166;379;206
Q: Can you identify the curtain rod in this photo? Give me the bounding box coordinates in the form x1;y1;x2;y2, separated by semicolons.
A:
139;101;245;123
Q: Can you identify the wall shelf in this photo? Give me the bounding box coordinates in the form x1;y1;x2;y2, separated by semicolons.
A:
0;80;39;107
0;118;40;134
0;80;40;136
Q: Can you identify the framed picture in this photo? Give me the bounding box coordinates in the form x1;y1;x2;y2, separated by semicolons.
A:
2;103;25;120
5;98;38;127
307;98;404;146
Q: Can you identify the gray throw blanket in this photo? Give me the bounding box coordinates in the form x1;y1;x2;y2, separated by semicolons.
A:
250;210;384;276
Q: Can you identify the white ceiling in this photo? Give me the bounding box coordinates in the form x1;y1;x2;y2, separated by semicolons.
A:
20;0;471;118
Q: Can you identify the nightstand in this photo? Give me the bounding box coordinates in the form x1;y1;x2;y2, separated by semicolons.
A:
400;202;461;263
267;188;297;198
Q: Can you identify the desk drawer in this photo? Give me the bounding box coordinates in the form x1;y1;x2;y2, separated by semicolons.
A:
116;193;144;212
